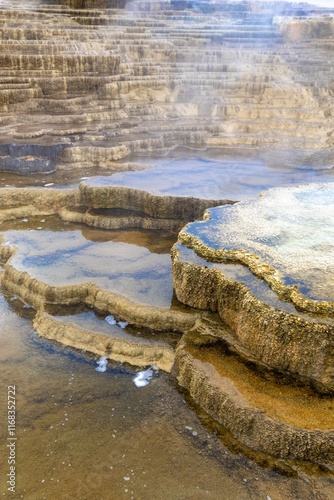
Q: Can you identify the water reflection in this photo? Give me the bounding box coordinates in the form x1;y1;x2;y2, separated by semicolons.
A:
1;147;333;199
2;223;175;308
177;244;334;324
182;183;334;303
1;289;333;499
95;147;334;201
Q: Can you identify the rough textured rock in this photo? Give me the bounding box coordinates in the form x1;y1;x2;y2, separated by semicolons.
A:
172;183;334;394
0;180;229;232
0;143;66;174
59;207;186;232
175;340;334;469
34;311;175;371
277;16;334;42
177;183;334;314
80;178;232;221
0;188;80;223
0;233;198;332
0;0;333;171
172;243;334;394
0;0;333;469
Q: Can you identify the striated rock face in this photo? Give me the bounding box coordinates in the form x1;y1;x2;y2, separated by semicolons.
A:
177;183;334;313
0;0;333;470
1;182;332;467
34;310;175;371
0;143;66;174
0;187;79;222
172;183;334;394
0;0;333;171
80;176;232;221
277;16;334;42
0;226;197;332
171;182;334;467
173;243;334;394
42;0;126;7
175;339;334;469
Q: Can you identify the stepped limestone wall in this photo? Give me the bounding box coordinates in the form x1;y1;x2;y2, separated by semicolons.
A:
0;0;333;172
0;0;333;470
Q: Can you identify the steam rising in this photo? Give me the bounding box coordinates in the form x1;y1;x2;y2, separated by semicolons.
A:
0;0;41;8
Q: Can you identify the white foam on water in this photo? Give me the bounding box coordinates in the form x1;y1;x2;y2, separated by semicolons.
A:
117;321;128;329
133;366;158;387
105;315;117;325
95;356;108;372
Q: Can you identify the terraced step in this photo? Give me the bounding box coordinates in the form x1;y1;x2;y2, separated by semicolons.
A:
34;309;176;371
0;0;333;476
175;338;334;470
172;183;334;394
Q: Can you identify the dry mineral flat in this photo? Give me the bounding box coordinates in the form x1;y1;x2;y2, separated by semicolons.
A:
179;182;334;306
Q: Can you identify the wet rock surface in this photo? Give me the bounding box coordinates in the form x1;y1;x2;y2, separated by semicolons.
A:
0;219;197;333
171;181;334;467
172;183;334;394
34;310;175;371
0;143;66;173
0;0;333;171
175;339;334;469
0;0;333;489
0;187;332;471
3;289;334;500
177;183;334;310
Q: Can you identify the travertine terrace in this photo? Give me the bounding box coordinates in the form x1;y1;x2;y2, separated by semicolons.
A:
0;0;333;171
0;0;333;471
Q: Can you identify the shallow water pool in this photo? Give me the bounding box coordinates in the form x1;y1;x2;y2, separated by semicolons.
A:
1;289;333;499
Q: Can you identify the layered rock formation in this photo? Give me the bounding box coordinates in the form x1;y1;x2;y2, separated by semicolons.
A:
172;183;334;394
0;0;333;472
172;182;334;468
0;0;333;172
0;181;333;469
0;215;196;376
0;222;197;331
34;310;175;371
176;340;333;469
